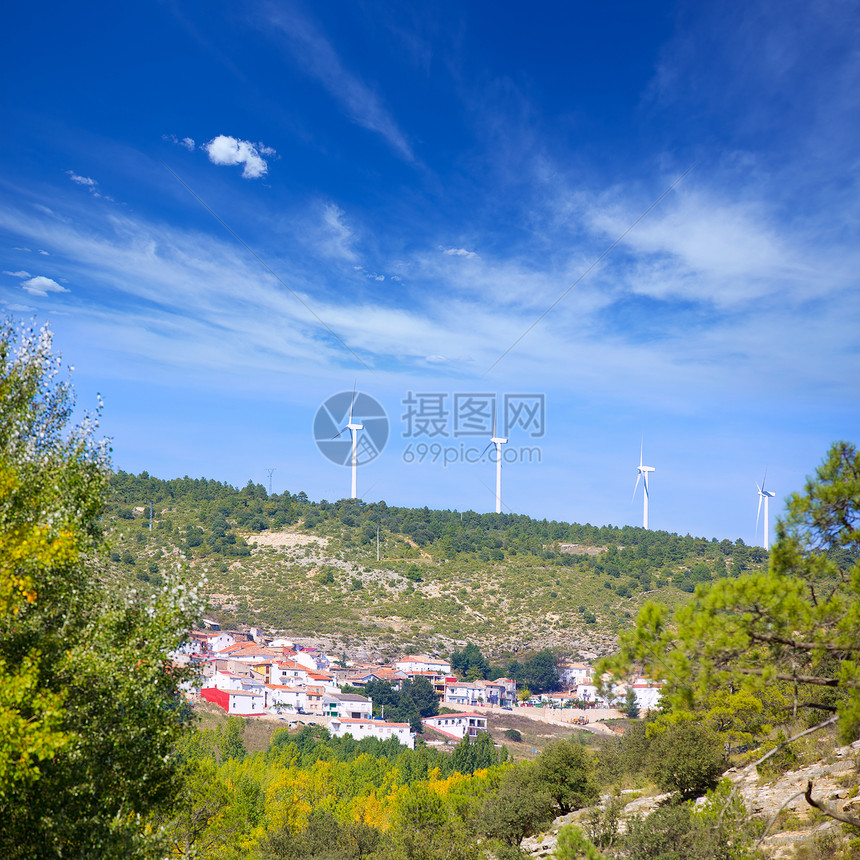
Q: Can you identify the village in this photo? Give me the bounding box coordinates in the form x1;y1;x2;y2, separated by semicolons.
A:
177;624;663;749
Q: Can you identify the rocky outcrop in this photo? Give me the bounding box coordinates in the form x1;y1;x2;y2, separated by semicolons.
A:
728;739;860;859
521;740;860;859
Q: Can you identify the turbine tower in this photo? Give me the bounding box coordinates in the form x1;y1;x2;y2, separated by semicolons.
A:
483;408;507;514
633;441;656;530
333;389;363;499
756;472;776;550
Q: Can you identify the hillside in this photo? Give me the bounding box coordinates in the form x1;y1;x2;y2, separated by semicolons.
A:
102;471;768;660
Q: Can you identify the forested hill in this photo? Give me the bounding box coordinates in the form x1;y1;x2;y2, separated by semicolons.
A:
103;471;768;659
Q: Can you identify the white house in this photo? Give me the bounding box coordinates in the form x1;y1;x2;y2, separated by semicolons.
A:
266;684;307;713
268;659;312;686
422;713;488;740
558;663;593;687
210;666;267;691
396;655;452;675
328;718;415;749
323;693;373;720
631;679;662;712
201;686;268;716
574;682;627;708
444;678;516;708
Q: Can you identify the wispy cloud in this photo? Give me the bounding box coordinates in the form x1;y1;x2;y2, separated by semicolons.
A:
202;135;275;179
1;156;858;419
315;203;358;261
65;170;113;201
581;183;849;309
164;133;196;151
264;6;414;162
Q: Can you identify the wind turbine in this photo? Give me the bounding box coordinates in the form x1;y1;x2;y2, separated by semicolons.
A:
633;441;655;530
482;408;507;514
333;389;363;499
756;472;776;550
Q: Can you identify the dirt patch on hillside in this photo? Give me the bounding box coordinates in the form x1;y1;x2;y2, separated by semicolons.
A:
557;543;606;556
244;531;329;549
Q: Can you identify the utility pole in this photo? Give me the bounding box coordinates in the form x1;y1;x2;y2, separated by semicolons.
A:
266;468;276;495
377;526;380;561
149;501;153;531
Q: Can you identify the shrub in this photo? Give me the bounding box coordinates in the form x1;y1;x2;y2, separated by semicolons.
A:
647;720;724;800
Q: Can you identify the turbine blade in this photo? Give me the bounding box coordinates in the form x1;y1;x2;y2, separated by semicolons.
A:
480;441;494;458
632;473;641;501
331;426;347;440
756;493;763;535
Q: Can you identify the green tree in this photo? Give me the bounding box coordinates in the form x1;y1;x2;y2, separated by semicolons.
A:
480;763;553;847
512;650;560;694
534;740;598;814
623;688;640;719
450;731;502;775
219;716;247;762
0;322;200;857
598;442;860;744
646;719;725;800
554;825;605;860
451;643;491;680
409;675;440;719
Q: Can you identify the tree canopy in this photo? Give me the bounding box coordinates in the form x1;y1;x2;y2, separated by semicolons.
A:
599;441;860;744
0;322;200;857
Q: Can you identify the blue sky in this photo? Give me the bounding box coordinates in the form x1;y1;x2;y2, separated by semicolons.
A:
2;1;859;542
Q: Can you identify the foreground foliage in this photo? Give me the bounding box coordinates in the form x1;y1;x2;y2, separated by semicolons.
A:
599;442;860;746
0;322;200;857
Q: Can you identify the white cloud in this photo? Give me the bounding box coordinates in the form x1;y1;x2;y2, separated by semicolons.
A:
19;276;69;297
38;249;49;255
202;135;274;179
4;270;30;278
3;302;36;312
441;247;479;259
66;171;96;187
